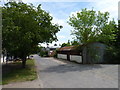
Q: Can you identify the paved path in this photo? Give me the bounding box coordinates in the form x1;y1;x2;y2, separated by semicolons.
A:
2;80;41;88
33;55;118;88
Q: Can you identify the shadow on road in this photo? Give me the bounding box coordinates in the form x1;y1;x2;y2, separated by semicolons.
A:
40;62;103;73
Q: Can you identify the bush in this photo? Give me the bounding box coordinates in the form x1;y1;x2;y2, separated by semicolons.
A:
53;51;57;58
104;46;120;64
39;50;48;57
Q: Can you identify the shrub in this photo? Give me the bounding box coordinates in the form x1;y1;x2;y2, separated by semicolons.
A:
104;46;120;64
39;50;48;57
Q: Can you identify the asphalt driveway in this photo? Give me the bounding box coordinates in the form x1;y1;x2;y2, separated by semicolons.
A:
33;55;118;88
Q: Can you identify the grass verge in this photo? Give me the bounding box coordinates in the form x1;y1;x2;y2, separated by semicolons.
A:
2;59;37;85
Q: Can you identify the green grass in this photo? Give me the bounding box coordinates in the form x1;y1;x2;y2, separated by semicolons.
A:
0;81;2;85
2;59;37;85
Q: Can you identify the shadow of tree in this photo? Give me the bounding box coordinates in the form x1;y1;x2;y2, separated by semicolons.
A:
2;61;32;76
2;60;37;85
2;62;22;75
40;63;103;73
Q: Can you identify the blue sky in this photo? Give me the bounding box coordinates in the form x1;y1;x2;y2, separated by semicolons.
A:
1;0;119;47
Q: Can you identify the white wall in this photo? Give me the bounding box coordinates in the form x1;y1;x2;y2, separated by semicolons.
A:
57;54;67;60
1;55;6;63
70;55;82;63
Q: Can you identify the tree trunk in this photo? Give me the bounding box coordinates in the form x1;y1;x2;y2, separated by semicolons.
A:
3;55;4;62
22;57;26;68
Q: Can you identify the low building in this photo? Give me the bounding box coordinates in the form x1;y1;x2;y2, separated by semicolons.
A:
57;45;83;63
57;42;106;64
48;46;60;57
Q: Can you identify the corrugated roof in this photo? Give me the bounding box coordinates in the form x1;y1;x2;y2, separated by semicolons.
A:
58;42;104;52
58;45;82;51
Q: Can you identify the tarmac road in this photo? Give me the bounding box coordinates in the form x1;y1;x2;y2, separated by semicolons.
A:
33;54;118;88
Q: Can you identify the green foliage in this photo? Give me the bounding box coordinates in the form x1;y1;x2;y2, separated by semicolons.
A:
61;43;68;47
104;46;120;63
61;40;79;47
2;2;62;66
71;40;79;45
114;20;120;47
53;51;57;58
104;20;120;63
37;46;48;57
39;50;48;57
61;40;71;47
68;8;117;45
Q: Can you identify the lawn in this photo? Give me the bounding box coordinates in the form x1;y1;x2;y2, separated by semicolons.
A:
2;59;37;85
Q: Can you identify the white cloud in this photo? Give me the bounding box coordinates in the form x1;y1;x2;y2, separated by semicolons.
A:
91;0;119;23
57;35;66;39
70;11;78;17
52;17;65;26
49;13;66;26
68;0;119;24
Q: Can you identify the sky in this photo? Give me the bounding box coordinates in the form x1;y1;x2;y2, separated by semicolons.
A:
1;0;120;47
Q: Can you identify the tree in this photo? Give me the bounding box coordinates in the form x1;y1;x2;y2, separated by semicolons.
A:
68;8;117;45
61;40;71;47
115;20;120;47
2;2;62;68
61;43;68;47
54;44;57;46
71;40;79;45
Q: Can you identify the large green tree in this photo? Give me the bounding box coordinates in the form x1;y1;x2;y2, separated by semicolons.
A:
68;8;117;45
2;2;62;68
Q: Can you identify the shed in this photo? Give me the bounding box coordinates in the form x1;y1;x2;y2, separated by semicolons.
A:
57;42;106;64
57;45;83;63
82;42;106;64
